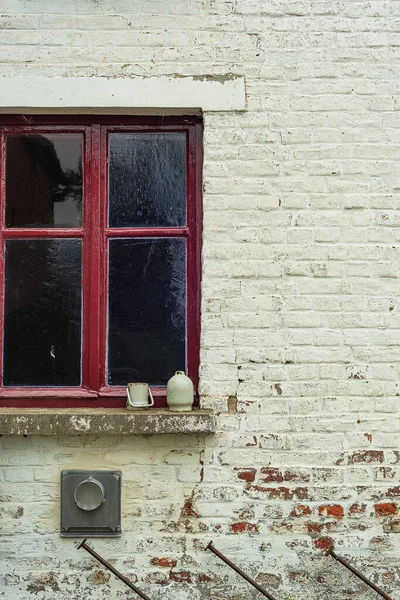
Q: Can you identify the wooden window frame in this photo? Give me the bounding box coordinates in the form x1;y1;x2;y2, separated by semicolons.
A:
0;115;202;408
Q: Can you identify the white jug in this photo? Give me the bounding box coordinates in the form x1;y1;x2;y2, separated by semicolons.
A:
166;371;194;412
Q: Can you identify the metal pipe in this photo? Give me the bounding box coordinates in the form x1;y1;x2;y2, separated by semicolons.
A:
206;541;278;600
329;550;393;600
78;539;153;600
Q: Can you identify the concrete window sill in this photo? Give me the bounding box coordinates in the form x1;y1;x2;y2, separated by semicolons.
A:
0;408;216;436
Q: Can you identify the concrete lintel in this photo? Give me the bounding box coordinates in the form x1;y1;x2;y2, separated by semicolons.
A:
0;75;245;112
0;408;216;436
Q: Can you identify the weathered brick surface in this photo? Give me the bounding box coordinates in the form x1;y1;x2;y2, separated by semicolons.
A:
1;0;400;598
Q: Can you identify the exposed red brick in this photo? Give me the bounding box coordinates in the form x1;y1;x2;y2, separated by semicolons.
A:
260;467;283;483
313;537;334;552
318;504;344;519
169;571;192;583
181;500;200;518
230;521;259;534
348;503;366;515
235;468;257;483
290;504;311;518
151;558;177;568
197;573;221;584
348;450;384;464
374;503;397;516
268;487;293;499
387;486;400;497
308;522;323;534
258;486;308;500
284;470;310;483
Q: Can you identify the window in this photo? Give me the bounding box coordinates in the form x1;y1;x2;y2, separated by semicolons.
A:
0;116;202;408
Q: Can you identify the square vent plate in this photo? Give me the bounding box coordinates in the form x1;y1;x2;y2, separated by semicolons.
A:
60;470;121;537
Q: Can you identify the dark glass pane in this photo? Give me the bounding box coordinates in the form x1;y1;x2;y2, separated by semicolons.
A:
108;133;186;227
6;134;83;228
3;239;82;386
108;238;186;386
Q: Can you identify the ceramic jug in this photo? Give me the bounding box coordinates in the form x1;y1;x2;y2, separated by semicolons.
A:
166;371;194;412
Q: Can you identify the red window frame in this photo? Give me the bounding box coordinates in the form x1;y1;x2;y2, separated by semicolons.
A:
0;115;202;408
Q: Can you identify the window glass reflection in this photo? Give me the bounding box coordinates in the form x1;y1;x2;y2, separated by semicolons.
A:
6;134;83;228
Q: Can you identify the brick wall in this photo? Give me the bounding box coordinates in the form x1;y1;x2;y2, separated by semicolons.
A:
1;0;400;598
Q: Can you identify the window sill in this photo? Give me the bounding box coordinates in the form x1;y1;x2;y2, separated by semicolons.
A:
0;408;216;436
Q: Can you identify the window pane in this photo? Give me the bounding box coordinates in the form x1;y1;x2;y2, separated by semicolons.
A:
108;133;186;228
3;239;82;386
108;238;186;386
6;134;83;228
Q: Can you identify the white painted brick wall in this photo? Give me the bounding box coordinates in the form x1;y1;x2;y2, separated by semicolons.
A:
1;0;400;598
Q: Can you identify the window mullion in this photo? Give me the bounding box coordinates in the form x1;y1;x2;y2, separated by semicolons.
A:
0;129;5;387
85;124;102;393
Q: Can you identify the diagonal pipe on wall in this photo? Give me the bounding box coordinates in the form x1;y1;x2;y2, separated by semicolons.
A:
78;538;153;600
329;549;393;600
206;541;279;600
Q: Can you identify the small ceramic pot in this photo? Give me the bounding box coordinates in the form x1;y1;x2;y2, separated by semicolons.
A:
167;371;194;412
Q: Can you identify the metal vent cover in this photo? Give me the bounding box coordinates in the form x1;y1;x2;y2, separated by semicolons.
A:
60;470;121;538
